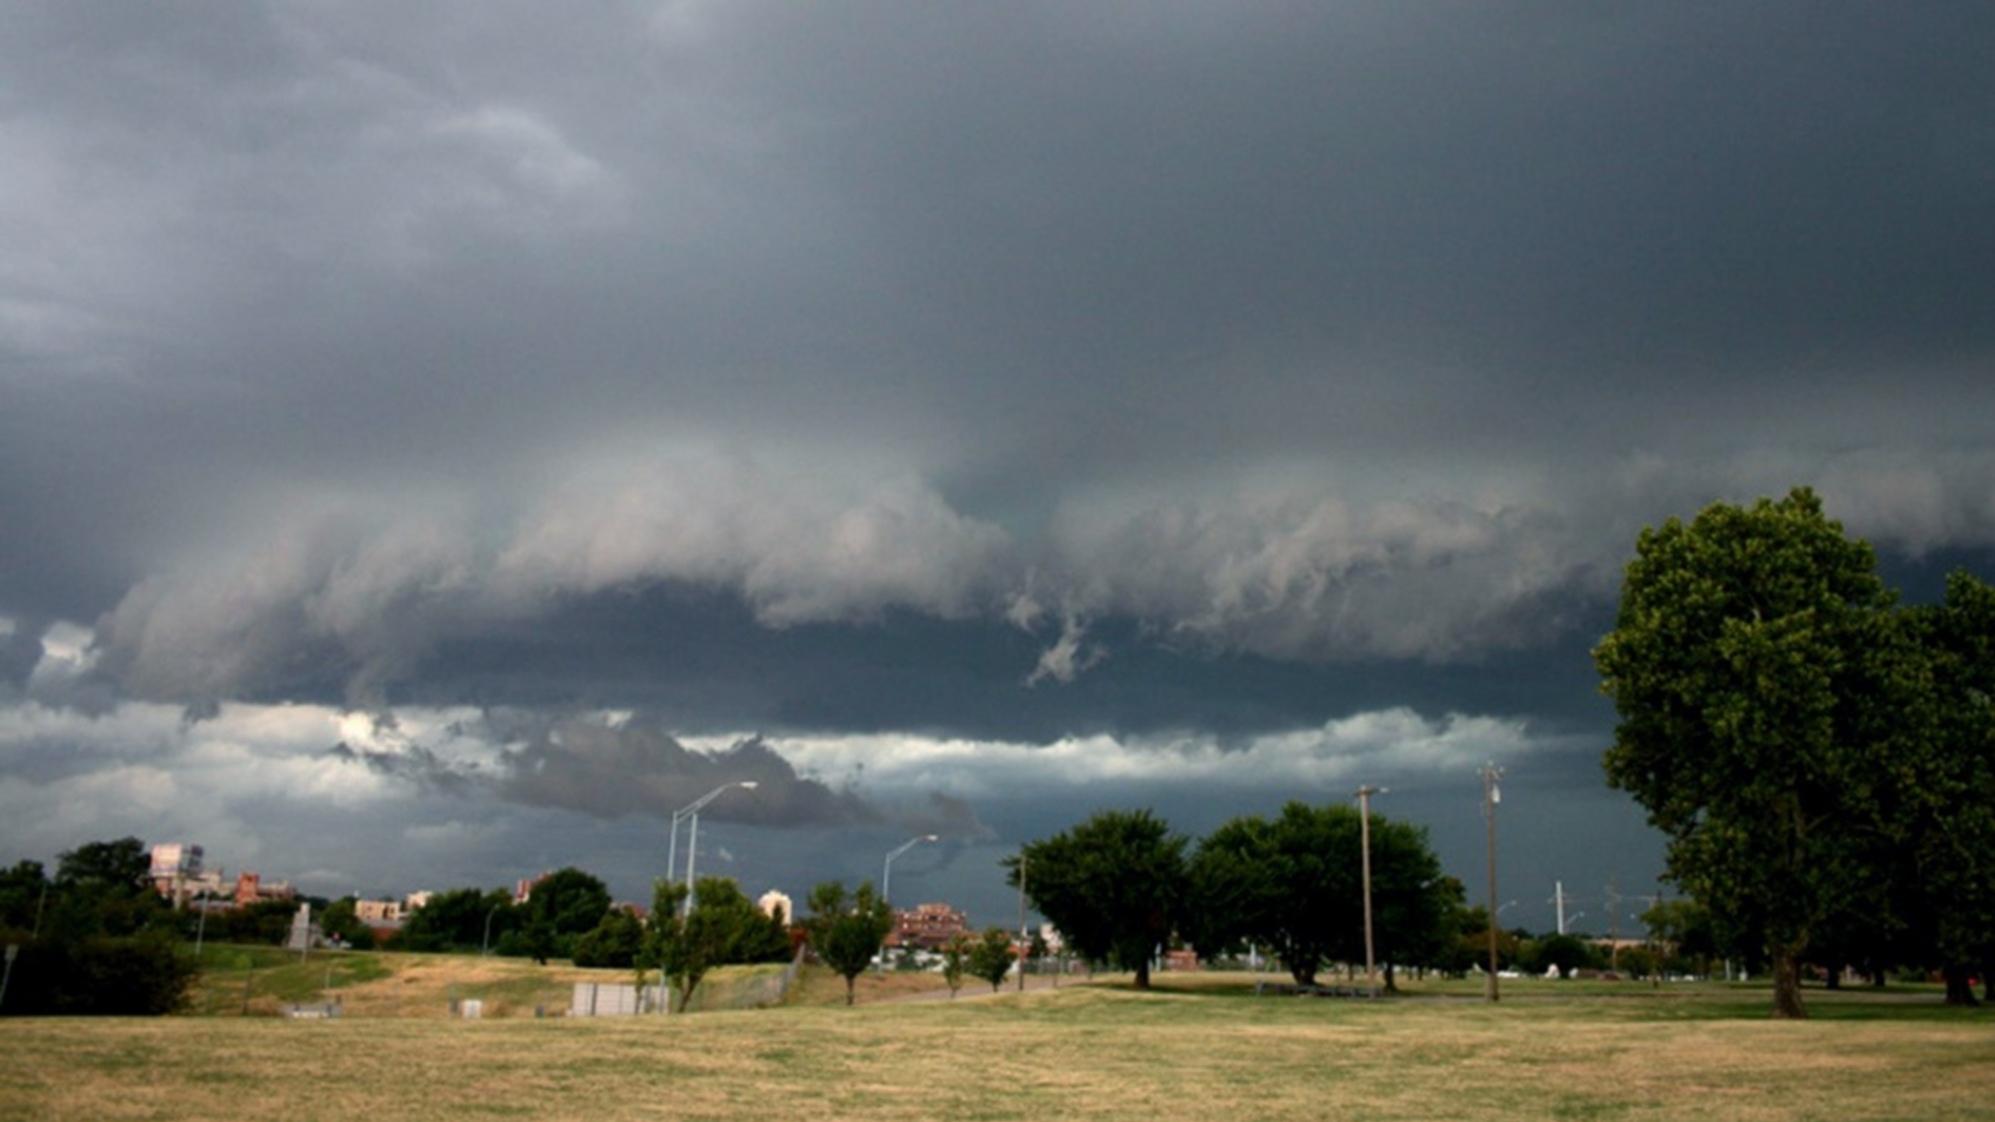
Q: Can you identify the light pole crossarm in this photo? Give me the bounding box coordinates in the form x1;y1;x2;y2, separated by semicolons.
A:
675;781;759;918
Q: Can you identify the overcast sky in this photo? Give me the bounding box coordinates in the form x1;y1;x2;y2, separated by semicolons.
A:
5;2;1993;935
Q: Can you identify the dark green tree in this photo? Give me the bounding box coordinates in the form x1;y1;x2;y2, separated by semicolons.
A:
967;927;1016;992
1;932;195;1016
1526;933;1595;979
1367;825;1460;991
46;837;166;940
0;860;49;935
1892;572;1995;1003
572;908;646;969
1594;488;1899;1018
805;880;893;1006
1010;810;1186;989
395;887;515;952
56;838;149;892
517;867;612;960
1188;802;1455;991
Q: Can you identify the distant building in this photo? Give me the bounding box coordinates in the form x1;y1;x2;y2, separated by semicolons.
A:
403;890;433;912
148;843;213;905
888;902;971;951
354;898;402;925
514;873;552;905
235;871;296;907
757;889;793;924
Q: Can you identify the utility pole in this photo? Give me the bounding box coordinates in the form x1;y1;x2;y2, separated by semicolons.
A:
1355;785;1385;998
1481;763;1503;1003
1554;881;1567;935
1017;849;1028;993
1605;877;1620;971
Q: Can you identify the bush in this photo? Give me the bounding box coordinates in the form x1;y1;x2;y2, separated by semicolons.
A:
1;934;197;1015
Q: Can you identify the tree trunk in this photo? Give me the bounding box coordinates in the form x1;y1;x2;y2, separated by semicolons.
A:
1383;962;1397;994
1771;945;1807;1019
1943;963;1980;1006
844;975;856;1006
1289;963;1316;988
1134;958;1150;989
1824;963;1841;990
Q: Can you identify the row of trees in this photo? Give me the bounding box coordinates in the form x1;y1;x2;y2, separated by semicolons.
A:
0;839;196;1014
1597;489;1995;1016
1010;804;1460;990
392;867;613;962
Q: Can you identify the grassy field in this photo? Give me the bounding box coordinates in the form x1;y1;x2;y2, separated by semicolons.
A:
5;968;1993;1122
182;945;813;1018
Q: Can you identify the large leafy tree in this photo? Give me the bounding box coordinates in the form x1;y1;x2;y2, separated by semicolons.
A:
1594;488;1897;1018
1188;802;1456;990
805;880;894;1006
1892;572;1995;1003
1188;804;1355;986
1010;809;1186;989
518;867;612;959
48;837;166;940
396;887;516;952
571;908;646;969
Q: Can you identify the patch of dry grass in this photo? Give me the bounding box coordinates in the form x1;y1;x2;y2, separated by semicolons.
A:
5;975;1993;1122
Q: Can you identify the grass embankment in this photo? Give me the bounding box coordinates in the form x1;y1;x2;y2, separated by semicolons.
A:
5;972;1993;1121
183;944;791;1018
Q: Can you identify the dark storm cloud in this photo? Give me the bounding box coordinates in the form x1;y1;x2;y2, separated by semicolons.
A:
496;720;876;827
6;4;1995;698
5;3;1995;913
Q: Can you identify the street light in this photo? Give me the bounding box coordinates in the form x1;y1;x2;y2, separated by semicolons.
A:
1355;784;1386;999
879;834;938;973
482;903;503;955
1481;762;1504;1003
882;835;938;909
675;781;759;917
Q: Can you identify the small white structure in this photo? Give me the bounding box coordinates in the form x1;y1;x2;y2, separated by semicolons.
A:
285;903;314;951
757;889;793;923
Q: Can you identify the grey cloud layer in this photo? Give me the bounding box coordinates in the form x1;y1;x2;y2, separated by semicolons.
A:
4;2;1995;712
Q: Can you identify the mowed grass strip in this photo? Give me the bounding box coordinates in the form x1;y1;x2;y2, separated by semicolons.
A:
5;976;1994;1122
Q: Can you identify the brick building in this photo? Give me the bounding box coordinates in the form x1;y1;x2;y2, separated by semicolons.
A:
887;902;971;951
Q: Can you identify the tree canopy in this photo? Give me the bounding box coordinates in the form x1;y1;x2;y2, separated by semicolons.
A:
1187;802;1455;990
806;880;893;1006
967;927;1016;992
1595;488;1995;1014
1011;809;1186;989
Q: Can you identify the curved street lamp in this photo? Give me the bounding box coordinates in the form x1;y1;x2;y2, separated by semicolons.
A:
673;781;759;917
878;835;939;974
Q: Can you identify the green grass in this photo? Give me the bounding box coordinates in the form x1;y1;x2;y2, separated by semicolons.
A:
5;971;1993;1121
185;944;392;1012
